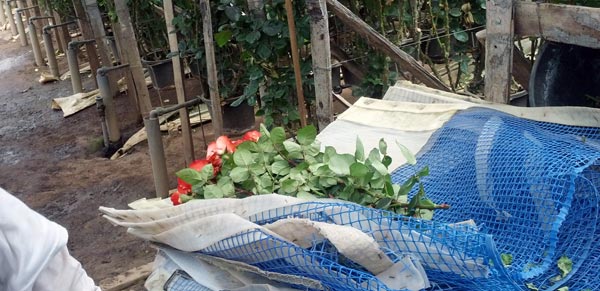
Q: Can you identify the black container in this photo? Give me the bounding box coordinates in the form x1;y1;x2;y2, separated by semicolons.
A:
529;41;600;107
141;57;175;90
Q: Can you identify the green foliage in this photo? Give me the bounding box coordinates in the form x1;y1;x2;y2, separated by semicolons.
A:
177;124;446;217
173;0;314;129
501;253;513;266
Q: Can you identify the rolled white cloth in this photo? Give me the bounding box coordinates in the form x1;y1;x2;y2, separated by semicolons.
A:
0;187;100;291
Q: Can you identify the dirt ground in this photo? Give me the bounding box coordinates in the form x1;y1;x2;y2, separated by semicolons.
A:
0;29;222;289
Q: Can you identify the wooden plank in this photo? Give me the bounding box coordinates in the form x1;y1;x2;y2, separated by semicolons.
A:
325;0;450;92
163;0;194;164
515;2;600;49
285;0;308;127
476;29;531;90
99;262;153;291
484;0;513;104
307;0;333;130
114;0;152;118
199;0;223;136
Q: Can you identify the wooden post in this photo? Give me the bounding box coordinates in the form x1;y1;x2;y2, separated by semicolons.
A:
325;0;450;92
114;0;152;118
84;0;118;95
72;0;100;85
307;0;333;130
199;0;223;136
285;0;307;127
163;0;195;164
51;10;67;53
484;0;514;103
111;18;140;114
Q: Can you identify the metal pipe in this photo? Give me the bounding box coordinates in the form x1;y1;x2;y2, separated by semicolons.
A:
14;6;35;46
145;116;170;198
106;35;121;64
28;16;52;67
6;1;18;36
95;95;110;148
146;97;204;198
96;64;129;145
67;39;95;94
42;21;76;78
0;0;6;26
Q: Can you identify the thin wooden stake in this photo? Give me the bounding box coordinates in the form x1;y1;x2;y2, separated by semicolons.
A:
114;0;152;118
285;0;307;127
199;0;223;136
307;0;333;130
163;0;194;164
72;0;100;85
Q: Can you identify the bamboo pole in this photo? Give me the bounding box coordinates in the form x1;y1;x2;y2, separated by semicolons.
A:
284;0;307;127
113;0;152;118
163;0;195;164
199;0;223;136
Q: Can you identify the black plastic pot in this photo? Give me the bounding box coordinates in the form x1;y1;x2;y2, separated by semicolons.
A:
529;41;600;107
141;57;175;89
200;94;256;135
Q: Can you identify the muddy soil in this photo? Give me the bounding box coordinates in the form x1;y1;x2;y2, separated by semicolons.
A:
0;29;219;288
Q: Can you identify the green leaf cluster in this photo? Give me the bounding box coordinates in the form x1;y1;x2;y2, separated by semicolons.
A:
177;124;443;217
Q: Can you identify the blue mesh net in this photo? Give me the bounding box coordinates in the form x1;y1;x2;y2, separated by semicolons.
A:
391;108;600;290
185;107;599;291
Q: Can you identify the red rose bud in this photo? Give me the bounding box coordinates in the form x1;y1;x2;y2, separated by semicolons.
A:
242;130;261;142
170;191;182;206
206;141;218;160
177;178;191;194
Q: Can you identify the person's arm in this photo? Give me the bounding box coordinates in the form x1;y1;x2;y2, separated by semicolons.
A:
0;187;100;291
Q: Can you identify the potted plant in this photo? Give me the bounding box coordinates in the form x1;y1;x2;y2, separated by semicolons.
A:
129;0;174;89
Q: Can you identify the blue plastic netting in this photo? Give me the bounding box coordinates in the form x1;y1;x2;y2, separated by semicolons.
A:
182;107;599;291
391;108;600;290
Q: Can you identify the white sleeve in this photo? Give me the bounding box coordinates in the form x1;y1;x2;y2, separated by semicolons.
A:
0;188;100;291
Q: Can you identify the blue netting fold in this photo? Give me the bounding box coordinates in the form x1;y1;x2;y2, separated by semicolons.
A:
391;108;600;290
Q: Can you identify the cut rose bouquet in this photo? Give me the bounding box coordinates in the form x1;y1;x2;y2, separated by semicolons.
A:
171;125;448;218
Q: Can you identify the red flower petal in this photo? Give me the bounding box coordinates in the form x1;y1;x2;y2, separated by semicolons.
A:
189;159;210;171
217;135;236;153
242;130;261;142
177;178;191;194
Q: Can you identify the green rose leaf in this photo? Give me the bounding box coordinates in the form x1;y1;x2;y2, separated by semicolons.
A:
199;164;214;181
379;138;387;155
203;184;224;199
245;30;261;44
396;141;416;165
449;7;462;17
501;253;513;266
217;177;235;197
453;30;469;43
329;153;355;176
558;256;572;278
280;179;299;194
349;162;369;178
224;6;240;21
525;283;539;291
270;127;286;145
230;167;250;183
283;140;302;153
272;160;291;175
214;30;232;47
233;149;254;167
176;168;204;185
355;137;365;161
297;125;317;146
